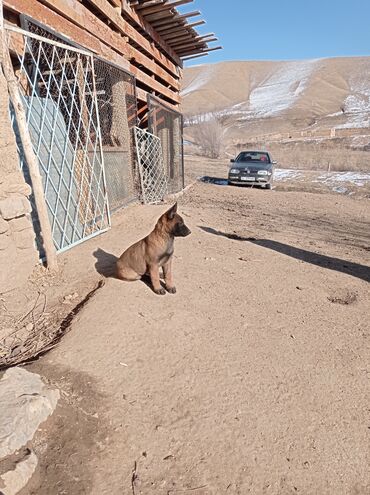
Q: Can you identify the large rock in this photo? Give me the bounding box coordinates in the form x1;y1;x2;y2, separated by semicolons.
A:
0;367;59;459
0;450;38;495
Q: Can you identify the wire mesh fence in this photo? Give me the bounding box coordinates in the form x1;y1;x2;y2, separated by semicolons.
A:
134;127;168;204
94;58;139;211
148;95;184;194
7;25;110;253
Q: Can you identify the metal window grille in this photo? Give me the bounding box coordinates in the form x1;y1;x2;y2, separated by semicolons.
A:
7;25;110;253
22;17;140;213
134;127;168;204
148;95;184;194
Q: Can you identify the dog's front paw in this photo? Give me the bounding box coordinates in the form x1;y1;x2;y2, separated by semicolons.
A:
166;286;177;294
154;287;166;295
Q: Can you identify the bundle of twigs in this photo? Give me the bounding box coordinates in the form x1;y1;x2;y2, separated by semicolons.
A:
0;280;104;369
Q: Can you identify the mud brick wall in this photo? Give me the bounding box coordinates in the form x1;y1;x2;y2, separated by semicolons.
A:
0;72;38;293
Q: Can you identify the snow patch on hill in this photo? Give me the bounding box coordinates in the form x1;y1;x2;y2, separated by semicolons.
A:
249;60;320;118
181;65;217;97
336;75;370;129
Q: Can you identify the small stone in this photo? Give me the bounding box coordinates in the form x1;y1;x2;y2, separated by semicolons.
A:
8;215;33;232
25;322;34;332
0;197;32;220
11;345;23;357
0;234;11;251
5;182;32;197
0;450;38;495
14;229;36;250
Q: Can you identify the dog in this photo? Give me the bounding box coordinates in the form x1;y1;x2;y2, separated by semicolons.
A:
116;203;191;295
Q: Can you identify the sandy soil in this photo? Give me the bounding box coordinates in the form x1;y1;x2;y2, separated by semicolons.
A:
20;159;370;495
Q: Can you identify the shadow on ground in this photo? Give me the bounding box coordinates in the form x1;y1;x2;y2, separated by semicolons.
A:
93;248;118;278
199;226;370;283
199;176;228;186
199;176;270;189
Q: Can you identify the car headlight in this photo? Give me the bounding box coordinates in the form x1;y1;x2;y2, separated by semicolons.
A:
230;169;239;174
257;170;270;175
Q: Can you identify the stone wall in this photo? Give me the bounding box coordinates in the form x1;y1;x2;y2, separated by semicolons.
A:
238;126;370;145
0;71;38;293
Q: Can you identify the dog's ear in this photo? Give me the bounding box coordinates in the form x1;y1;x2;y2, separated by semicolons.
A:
165;203;177;220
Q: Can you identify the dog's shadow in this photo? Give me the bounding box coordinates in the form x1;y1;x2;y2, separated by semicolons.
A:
93;248;118;278
92;248;165;292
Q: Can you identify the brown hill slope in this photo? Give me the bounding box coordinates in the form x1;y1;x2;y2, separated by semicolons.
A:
181;58;370;139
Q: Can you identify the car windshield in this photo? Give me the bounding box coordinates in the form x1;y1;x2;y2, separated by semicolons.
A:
236;152;270;163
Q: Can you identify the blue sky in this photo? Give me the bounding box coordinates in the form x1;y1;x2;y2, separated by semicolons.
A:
179;0;370;66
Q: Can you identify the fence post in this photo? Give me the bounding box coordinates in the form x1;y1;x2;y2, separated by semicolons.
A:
0;13;58;271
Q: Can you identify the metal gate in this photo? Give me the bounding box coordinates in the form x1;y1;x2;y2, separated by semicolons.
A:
134;127;168;204
7;25;110;253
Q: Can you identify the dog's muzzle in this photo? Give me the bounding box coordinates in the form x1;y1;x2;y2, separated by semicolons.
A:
175;225;191;237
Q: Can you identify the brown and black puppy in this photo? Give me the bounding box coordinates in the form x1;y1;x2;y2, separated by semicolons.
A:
116;203;191;295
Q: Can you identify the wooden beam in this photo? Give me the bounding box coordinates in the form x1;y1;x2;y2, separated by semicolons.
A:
137;0;192;16
130;64;179;102
195;33;215;41
180;45;223;56
163;29;193;41
171;38;216;50
38;0;180;89
136;86;148;103
84;0;181;76
156;19;207;34
149;16;176;29
4;0;129;68
165;34;193;45
156;23;186;34
182;51;209;61
167;32;215;45
184;19;205;29
155;19;187;32
120;0;182;66
150;10;200;28
136;86;179;111
136;0;165;11
4;0;180;102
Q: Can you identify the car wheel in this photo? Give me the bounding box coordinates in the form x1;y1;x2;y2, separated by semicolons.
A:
265;183;272;190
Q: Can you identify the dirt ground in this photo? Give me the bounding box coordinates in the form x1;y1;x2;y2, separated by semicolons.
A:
18;157;370;495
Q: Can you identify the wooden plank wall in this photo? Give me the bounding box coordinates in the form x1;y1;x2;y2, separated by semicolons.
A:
3;0;182;109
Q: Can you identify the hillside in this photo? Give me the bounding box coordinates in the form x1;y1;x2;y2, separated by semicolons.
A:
181;58;370;141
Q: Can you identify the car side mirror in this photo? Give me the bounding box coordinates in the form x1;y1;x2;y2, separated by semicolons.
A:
272;160;277;165
230;159;235;163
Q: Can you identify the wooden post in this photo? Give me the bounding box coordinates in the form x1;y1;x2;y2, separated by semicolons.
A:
0;9;58;270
